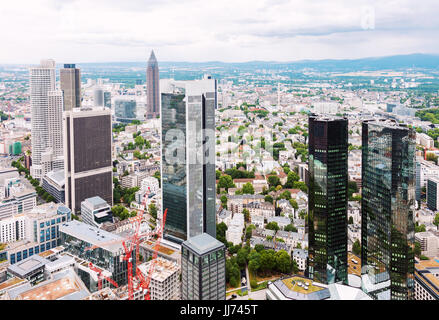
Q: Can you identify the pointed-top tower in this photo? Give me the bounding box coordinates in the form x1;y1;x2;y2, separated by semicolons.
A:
147;50;160;119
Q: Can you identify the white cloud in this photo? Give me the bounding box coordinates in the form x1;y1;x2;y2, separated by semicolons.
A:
0;0;438;63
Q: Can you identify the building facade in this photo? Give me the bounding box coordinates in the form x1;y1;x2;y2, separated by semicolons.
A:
308;114;348;285
146;50;159;119
361;119;416;300
161;78;217;243
181;233;226;300
60;64;81;111
427;177;439;211
30;59;56;180
63;107;113;213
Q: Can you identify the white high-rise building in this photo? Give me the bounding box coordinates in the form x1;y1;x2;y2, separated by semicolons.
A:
47;90;64;171
30;59;56;180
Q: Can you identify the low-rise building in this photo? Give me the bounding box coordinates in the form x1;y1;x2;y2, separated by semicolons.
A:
414;258;439;300
292;249;308;271
81;196;113;228
415;232;439;258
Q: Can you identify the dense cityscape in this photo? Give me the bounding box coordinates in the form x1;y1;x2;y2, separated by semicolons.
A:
0;50;439;303
1;1;439;308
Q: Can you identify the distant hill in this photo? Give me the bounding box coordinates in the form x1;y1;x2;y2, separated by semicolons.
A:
77;53;439;72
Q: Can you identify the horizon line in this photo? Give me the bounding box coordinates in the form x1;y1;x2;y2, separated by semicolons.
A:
1;52;438;67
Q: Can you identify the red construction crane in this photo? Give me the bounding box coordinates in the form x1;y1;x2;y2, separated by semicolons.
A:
139;207;168;300
88;262;119;291
84;187;167;300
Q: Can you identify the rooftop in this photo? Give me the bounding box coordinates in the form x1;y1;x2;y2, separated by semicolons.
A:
182;233;224;255
7;255;49;277
270;275;330;300
82;196;110;210
7;269;89;300
59;220;124;253
138;257;179;282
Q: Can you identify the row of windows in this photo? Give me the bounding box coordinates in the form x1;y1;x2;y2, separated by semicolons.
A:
9;240;57;264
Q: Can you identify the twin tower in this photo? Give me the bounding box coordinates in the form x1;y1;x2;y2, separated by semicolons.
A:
308;114;415;300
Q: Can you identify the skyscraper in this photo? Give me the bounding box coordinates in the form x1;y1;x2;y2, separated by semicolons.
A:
63;107;113;213
181;233;226;300
361;119;416;300
146;50;159;119
60;64;81;111
161;78;217;244
47;90;64;170
30;59;56;180
308;114;348;285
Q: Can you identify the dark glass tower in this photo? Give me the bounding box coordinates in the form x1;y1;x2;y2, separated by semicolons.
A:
308;114;348;285
63;108;113;213
361;119;415;300
60;64;81;111
161;79;216;244
146;50;159;119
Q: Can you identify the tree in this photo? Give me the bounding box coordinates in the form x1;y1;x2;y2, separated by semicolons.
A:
216;222;228;245
254;244;265;253
259;250;276;274
226;258;241;287
266;221;279;232
218;175;235;191
264;195;273;204
348;216;354;224
414;241;422;257
284;171;300;188
286;200;298;213
434;213;439;230
426;153;438;163
268;175;281;188
415;223;426;233
245;224;256;239
220;195;228;208
248;250;261;275
236;248;249;268
243;209;250;223
278;190;291;200
352;239;361;256
275;250;291;273
148;203;157;219
284;224;297;232
242;182;255;195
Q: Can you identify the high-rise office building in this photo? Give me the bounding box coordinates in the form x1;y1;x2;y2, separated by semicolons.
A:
181;233;226;300
426;177;439;212
94;87;104;107
60;64;81;111
146;50;159;119
47;90;64;170
114;97;137;122
361;119;416;300
30;59;56;180
161;78;217;243
308;114;348;285
63;107;113;213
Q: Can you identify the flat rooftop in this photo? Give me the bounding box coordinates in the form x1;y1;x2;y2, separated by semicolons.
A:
59;220;124;253
7;255;49;277
281;276;325;294
10;269;90;300
348;252;361;276
182;233;224;255
138;257;179;282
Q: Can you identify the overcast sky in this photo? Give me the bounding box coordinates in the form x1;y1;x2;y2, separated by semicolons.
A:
0;0;438;64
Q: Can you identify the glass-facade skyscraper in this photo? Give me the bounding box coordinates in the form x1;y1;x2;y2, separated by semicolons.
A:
361;119;416;300
308;114;348;285
181;233;226;300
161;78;217;244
